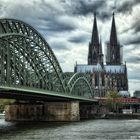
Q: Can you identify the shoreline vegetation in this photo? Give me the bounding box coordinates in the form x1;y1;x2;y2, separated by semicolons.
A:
0;99;15;113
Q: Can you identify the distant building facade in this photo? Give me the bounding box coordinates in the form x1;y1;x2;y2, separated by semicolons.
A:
134;91;140;98
75;13;128;97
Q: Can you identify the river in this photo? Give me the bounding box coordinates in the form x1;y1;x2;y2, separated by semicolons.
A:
0;119;140;140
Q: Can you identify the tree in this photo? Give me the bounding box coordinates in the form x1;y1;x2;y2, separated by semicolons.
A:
0;99;15;113
105;90;122;113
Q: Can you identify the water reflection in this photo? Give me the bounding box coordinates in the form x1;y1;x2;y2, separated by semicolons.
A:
0;119;140;140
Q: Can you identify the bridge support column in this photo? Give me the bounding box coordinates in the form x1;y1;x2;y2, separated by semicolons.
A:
44;102;79;121
80;103;98;119
5;102;80;122
5;103;44;121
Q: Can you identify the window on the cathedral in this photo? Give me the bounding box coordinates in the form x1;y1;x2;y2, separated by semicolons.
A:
95;75;98;87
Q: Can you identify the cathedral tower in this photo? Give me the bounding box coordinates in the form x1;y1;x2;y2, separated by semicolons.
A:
106;13;122;65
88;13;103;65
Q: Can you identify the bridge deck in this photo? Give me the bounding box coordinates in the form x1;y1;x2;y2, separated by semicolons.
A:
0;86;97;102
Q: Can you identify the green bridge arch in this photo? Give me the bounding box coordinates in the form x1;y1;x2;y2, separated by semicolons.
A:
0;19;94;99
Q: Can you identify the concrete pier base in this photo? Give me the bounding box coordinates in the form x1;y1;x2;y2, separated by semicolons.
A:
80;103;98;119
44;102;79;121
5;102;80;122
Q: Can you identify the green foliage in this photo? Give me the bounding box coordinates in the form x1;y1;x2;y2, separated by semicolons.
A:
0;99;15;113
0;99;15;104
105;91;122;112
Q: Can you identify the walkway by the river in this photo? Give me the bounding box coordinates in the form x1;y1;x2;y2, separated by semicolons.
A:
0;119;140;140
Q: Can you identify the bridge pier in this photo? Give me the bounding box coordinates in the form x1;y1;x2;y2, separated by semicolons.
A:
79;103;99;119
5;101;80;122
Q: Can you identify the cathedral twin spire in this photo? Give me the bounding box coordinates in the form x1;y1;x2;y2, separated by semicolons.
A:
88;12;121;65
88;13;103;65
107;12;121;65
110;12;118;45
91;13;99;46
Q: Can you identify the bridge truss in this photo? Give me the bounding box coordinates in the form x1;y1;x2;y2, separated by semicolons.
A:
0;19;94;100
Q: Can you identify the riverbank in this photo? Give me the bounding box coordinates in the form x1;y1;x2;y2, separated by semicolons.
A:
99;113;140;119
0;113;5;119
2;111;140;121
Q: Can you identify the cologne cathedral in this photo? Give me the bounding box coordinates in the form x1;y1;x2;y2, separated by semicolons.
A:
74;13;128;97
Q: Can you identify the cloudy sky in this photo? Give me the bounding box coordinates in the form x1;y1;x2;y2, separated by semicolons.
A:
0;0;140;95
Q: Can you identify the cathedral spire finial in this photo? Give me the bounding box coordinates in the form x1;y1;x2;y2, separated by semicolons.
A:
106;12;121;65
113;12;114;16
94;11;96;17
110;12;117;44
91;12;99;44
88;12;100;65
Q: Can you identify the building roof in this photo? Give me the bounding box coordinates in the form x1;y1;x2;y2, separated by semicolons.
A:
76;64;102;73
76;64;125;73
118;90;130;97
104;65;125;73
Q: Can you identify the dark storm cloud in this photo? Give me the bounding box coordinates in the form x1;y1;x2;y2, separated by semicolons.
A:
116;0;140;14
97;11;111;21
65;0;110;21
71;0;106;15
134;24;140;34
39;18;76;32
3;0;76;33
126;56;140;64
131;17;140;35
68;34;90;44
49;40;70;51
66;0;113;22
35;1;77;32
124;35;140;45
120;27;132;34
121;19;140;47
128;39;140;45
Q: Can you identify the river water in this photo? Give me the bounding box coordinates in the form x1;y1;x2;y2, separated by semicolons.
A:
0;119;140;140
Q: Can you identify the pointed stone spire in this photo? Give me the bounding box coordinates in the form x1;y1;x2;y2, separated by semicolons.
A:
110;12;117;45
106;12;121;65
88;12;101;65
91;12;99;45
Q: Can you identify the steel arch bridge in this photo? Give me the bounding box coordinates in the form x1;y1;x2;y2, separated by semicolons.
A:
0;19;95;101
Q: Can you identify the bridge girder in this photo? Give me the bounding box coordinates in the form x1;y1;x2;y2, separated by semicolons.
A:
65;73;94;98
0;19;94;100
0;19;65;92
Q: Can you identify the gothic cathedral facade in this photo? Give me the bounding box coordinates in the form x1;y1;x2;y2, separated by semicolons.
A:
75;13;128;97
